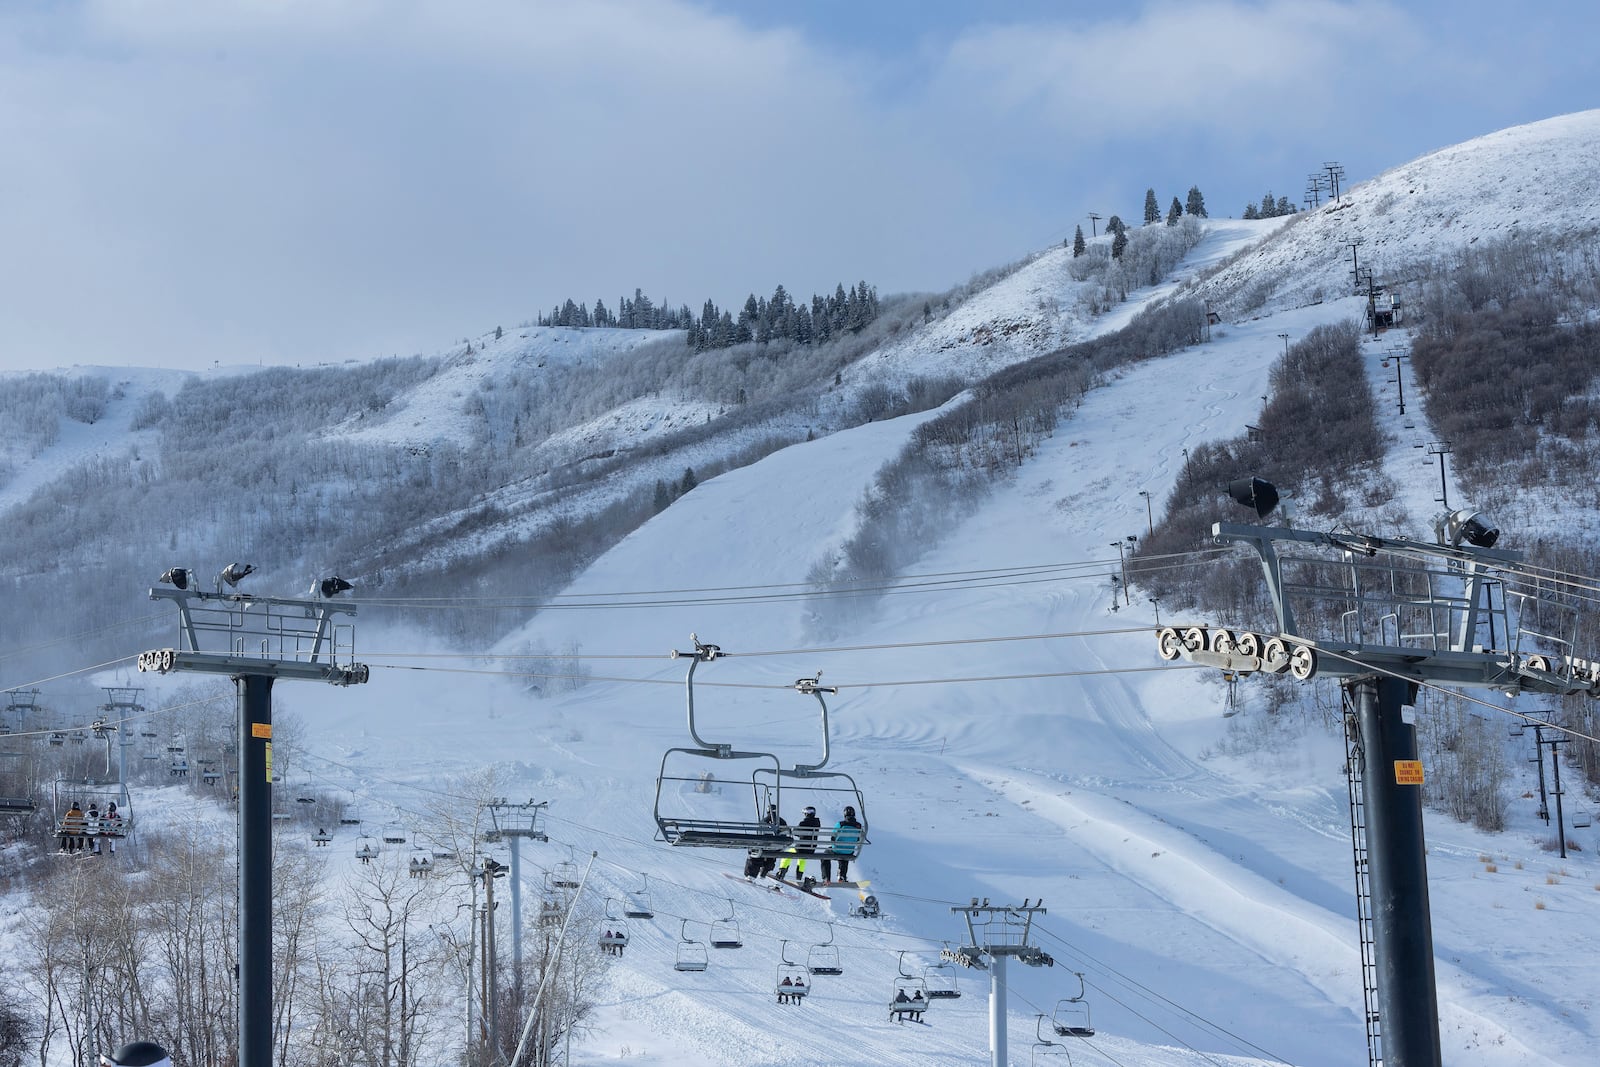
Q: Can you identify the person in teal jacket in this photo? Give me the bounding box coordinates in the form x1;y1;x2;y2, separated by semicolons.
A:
821;805;862;883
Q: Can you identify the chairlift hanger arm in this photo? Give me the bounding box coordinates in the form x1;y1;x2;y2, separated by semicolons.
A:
792;673;836;774
673;634;730;753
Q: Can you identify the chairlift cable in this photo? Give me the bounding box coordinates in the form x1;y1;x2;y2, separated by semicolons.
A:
1029;922;1296;1065
325;623;1161;661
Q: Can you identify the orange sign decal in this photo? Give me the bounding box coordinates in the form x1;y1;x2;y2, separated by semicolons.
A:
252;723;272;739
1393;760;1424;786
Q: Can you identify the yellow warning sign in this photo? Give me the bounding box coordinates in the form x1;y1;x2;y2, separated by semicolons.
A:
252;722;272;739
1393;760;1424;785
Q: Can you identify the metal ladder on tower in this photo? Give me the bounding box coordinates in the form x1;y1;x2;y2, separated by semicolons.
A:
1343;701;1383;1067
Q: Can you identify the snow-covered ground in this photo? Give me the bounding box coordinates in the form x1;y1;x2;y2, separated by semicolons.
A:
7;112;1600;1067
92;292;1598;1067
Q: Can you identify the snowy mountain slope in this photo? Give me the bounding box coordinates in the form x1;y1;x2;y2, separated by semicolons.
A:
8;112;1600;1067
225;291;1600;1066
337;325;675;450
1193;109;1600;319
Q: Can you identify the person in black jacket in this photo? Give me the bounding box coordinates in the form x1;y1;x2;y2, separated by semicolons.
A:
774;805;820;883
744;803;787;878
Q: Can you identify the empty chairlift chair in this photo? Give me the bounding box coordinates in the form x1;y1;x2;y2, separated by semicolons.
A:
924;953;962;999
674;921;708;973
1051;973;1096;1038
806;924;842;977
709;898;743;949
624;873;655;919
1032;1015;1074;1066
381;822;407;845
653;636;795;855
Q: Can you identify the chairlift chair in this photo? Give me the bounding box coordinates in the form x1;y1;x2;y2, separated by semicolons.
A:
201;768;222;785
311;827;332;846
674;920;709;973
339;809;362;826
406;844;433;877
598;899;631;956
889;951;930;1021
538;892;565;928
924;953;962;999
747;674;869;865
624;873;655;918
806;924;843;976
550;858;580;889
776;941;810;1003
354;836;378;863
381;822;407;845
709;898;743;949
1573;810;1593;829
653;636;795;852
1032;1015;1074;1066
271;810;291;822
1051;973;1096;1038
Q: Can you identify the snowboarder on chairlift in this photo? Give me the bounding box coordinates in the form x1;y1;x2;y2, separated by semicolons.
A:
86;803;103;854
775;806;820;883
821;804;862;884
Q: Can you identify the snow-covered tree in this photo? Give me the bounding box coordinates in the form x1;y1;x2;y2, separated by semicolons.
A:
1185;185;1208;217
1143;188;1160;225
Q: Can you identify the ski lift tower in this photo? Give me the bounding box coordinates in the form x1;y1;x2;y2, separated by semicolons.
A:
1156;480;1600;1067
482;797;549;1015
139;566;367;1067
948;899;1055;1067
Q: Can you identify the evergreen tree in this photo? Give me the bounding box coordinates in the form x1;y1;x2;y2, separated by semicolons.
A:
1166;197;1182;226
1185;185;1208;217
494;325;503;340
1143;188;1160;225
1106;215;1126;237
1260;191;1277;218
1276;195;1293;216
653;479;671;513
679;466;698;494
1243;202;1260;220
1111;227;1128;259
1072;225;1086;257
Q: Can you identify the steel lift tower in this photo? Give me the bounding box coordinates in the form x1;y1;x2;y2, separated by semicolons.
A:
140;567;368;1067
1158;483;1599;1067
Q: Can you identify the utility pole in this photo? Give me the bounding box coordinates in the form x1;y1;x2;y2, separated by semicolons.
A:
1426;442;1452;509
1087;212;1101;237
1278;332;1291;358
140;570;367;1067
1138;490;1154;535
948;900;1055;1067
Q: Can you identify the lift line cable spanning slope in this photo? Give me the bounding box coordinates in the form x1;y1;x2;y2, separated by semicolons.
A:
354;550;1228;604
355;624;1160;662
350;549;1234;613
1029;922;1294;1067
368;660;1205;689
0;610;167;666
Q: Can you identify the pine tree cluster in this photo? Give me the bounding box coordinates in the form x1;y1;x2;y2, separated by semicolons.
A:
1242;191;1298;219
539;289;692;330
685;281;881;351
534;281;882;353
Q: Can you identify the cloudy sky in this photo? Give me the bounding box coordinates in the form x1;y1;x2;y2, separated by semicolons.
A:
1;0;1593;373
